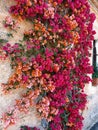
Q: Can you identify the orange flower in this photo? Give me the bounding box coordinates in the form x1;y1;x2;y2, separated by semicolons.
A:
48;84;55;92
53;2;58;7
32;69;42;77
17;16;23;22
24;6;29;11
41;27;46;32
50;107;58;115
27;0;32;6
22;64;31;71
16;68;22;75
66;122;74;127
65;97;70;103
9;74;16;83
17;62;22;68
2;110;16;129
49;0;53;3
48;116;53;122
53;64;60;72
15;97;31;113
36;96;50;119
20;10;24;15
34;25;39;31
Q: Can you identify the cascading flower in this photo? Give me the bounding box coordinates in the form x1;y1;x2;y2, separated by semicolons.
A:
4;16;19;30
0;0;96;130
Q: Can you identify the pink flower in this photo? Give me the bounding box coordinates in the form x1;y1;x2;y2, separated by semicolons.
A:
22;75;28;82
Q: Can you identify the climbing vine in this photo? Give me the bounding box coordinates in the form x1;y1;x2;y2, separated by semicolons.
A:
0;0;96;130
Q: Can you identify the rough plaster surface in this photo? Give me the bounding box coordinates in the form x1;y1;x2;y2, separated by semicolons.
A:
93;19;98;40
0;1;42;130
82;10;98;129
0;1;98;130
83;89;98;130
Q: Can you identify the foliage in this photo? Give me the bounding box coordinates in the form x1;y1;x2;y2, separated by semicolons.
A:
92;64;98;78
20;126;40;130
0;39;8;43
0;0;95;130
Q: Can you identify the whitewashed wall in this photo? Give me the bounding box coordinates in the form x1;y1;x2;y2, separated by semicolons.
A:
0;1;98;130
83;19;98;130
0;1;42;130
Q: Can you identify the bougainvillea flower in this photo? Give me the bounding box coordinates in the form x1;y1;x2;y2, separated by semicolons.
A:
0;0;96;130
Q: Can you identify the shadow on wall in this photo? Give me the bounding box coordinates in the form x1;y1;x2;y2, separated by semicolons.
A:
90;122;98;130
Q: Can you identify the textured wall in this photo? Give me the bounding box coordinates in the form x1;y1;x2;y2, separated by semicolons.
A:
83;2;98;129
89;0;98;40
0;0;98;130
0;1;41;130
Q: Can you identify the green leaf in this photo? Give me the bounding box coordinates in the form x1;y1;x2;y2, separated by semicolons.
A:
61;111;69;123
54;51;57;57
20;126;28;130
47;126;52;130
14;81;19;86
7;113;13;116
0;39;8;43
62;122;69;130
92;65;98;78
7;33;13;37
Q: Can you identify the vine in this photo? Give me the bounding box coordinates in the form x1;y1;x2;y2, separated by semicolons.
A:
0;0;96;130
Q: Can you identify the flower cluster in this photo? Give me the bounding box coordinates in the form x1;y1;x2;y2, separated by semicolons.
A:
1;109;17;129
4;16;19;30
0;47;7;60
0;0;96;130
